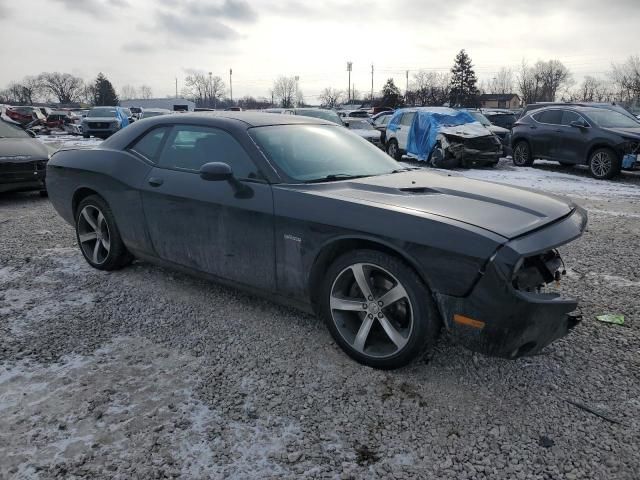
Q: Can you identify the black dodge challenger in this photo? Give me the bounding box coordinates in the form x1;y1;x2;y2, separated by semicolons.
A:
47;112;587;369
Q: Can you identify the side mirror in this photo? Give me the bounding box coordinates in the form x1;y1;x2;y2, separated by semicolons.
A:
570;120;588;128
200;162;233;181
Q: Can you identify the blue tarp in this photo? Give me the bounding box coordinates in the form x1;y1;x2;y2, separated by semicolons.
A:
115;107;130;127
387;107;476;161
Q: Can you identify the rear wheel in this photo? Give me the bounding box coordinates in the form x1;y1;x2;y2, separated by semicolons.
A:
386;139;402;161
588;148;620;180
320;250;440;369
75;195;133;270
512;140;533;166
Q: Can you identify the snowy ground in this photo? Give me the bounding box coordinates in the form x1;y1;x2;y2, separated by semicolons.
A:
1;136;639;478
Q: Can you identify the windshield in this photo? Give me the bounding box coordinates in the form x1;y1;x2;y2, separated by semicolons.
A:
0;119;29;138
586;109;640;128
468;111;491;126
88;108;117;118
295;109;342;125
250;124;402;182
347;119;374;130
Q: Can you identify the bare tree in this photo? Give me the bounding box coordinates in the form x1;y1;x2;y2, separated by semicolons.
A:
183;73;225;107
409;71;450;106
611;55;640;105
318;87;344;108
139;85;153;99
488;67;514;94
272;76;297;108
39;72;84;104
517;59;572;103
120;84;137;100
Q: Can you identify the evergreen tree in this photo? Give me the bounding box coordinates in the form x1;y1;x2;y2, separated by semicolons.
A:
449;50;479;107
92;73;119;106
381;78;402;107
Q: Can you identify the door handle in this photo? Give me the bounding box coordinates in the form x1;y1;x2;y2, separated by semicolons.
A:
148;177;164;187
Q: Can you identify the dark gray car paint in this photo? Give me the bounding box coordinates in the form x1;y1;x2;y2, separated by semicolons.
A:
47;112;587;357
0;135;52;193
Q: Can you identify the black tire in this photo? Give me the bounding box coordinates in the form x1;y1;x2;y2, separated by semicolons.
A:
386;139;402;161
588;147;620;180
512;140;533;166
75;195;133;270
320;249;441;369
83;134;90;139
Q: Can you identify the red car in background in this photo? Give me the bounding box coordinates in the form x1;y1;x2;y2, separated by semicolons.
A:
5;106;46;126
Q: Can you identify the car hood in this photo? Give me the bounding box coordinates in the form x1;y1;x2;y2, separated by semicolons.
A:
293;169;574;239
0;137;50;162
601;127;640;139
439;122;494;139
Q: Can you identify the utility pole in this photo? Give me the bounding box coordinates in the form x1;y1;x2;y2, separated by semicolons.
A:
371;64;374;101
347;61;352;103
208;71;212;108
230;68;233;103
405;70;409;101
294;75;300;107
175;77;178;98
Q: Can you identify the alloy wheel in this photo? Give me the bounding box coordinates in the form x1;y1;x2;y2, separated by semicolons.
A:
330;263;413;359
514;143;528;165
387;142;397;158
590;151;611;178
77;205;111;265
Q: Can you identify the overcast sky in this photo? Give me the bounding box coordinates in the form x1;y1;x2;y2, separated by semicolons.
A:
0;0;638;101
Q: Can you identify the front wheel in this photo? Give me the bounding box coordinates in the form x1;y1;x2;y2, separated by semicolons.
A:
512;140;533;166
588;148;620;180
76;195;133;270
386;139;402;161
320;250;441;369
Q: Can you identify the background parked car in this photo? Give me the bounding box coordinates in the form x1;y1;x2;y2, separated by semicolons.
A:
345;118;382;147
465;110;511;154
139;108;172;119
519;102;638;122
371;111;394;144
481;109;518;130
81;106;130;139
264;107;344;126
511;105;640;179
337;109;370;119
5;106;46;126
0;118;55;195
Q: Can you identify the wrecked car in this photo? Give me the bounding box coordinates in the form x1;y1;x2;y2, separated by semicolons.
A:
385;107;502;167
46;112;586;369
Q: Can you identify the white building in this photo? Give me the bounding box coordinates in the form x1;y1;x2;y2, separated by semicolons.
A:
120;98;195;112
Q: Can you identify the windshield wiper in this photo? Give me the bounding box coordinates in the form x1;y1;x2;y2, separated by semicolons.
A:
305;173;371;183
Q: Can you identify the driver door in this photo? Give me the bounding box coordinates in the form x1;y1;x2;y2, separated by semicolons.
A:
138;124;276;291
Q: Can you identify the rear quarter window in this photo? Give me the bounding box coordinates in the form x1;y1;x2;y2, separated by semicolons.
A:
128;127;170;163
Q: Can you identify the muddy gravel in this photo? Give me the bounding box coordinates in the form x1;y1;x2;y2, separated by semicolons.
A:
1;161;639;479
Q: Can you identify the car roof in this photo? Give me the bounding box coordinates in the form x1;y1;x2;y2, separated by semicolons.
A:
172;111;332;126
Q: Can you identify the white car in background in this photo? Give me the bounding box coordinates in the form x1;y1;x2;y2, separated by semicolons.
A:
139;108;172;119
344;118;382;147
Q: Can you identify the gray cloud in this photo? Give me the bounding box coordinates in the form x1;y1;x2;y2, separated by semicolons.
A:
51;0;129;17
155;12;241;41
188;0;258;23
121;41;155;53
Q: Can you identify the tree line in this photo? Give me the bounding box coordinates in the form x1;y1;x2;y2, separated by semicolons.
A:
317;51;640;110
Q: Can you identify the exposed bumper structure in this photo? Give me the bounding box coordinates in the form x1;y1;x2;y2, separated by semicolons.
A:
435;206;588;358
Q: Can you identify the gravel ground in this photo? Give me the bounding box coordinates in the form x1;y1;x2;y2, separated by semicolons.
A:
1;158;639;479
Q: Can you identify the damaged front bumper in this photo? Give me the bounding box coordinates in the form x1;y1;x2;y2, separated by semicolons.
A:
435;206;588;358
432;133;502;168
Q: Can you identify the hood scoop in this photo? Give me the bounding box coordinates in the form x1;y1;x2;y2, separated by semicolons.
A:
399;186;439;195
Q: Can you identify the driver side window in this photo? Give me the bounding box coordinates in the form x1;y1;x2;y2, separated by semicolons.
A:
156;125;262;180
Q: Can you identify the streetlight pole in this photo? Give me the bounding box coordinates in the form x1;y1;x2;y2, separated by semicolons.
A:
370;64;374;101
230;68;233;103
294;75;300;107
347;61;352;103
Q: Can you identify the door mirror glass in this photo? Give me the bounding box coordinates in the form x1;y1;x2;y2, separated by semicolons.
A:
200;162;233;181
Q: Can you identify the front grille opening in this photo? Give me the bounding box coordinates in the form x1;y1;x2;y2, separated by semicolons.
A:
512;250;565;292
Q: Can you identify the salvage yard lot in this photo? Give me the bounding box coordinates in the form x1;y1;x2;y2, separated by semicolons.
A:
1;145;639;478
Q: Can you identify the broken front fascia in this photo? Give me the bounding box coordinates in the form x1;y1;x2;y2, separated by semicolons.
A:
435;206;588;359
430;124;502;168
